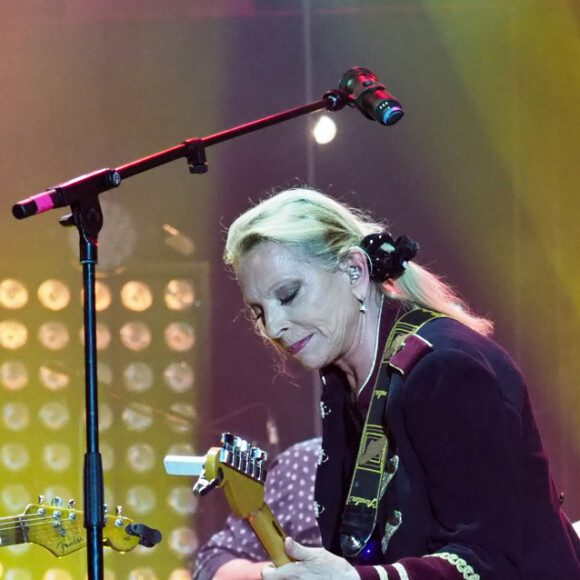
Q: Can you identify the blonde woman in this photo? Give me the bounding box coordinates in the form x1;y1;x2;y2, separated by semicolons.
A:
222;188;580;580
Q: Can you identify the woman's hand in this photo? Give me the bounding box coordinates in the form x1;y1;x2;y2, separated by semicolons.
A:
261;537;359;580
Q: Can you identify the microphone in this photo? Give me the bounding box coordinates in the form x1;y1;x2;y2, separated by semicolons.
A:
339;67;404;126
12;167;121;219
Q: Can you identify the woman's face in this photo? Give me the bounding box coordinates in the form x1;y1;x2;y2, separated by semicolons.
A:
236;241;361;370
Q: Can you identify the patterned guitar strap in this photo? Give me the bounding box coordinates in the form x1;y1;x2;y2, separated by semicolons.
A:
340;307;447;559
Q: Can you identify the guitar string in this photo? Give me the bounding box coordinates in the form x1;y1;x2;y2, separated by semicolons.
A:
0;514;89;533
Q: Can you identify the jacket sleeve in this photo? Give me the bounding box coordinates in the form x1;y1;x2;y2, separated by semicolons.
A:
356;348;523;580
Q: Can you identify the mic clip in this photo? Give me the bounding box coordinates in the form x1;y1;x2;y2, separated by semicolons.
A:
184;138;208;174
323;89;351;112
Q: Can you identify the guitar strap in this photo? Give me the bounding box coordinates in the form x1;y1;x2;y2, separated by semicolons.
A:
339;307;447;559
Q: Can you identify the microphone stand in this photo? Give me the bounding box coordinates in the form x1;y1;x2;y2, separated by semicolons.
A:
11;88;350;580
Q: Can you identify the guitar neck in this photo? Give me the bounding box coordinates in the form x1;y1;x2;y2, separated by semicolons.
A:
0;514;28;547
245;501;291;567
196;437;294;568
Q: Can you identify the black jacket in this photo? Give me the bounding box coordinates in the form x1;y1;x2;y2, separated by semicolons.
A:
316;303;580;579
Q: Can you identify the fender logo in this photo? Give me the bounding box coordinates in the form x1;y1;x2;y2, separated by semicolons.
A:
349;496;378;509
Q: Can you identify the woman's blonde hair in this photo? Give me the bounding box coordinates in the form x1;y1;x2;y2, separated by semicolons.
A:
224;187;493;336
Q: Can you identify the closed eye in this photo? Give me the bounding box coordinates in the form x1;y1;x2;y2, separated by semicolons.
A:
280;287;299;305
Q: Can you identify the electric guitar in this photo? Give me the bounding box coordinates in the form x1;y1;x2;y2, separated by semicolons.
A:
165;433;291;566
0;498;162;557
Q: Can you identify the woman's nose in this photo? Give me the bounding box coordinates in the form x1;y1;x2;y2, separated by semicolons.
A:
263;308;288;340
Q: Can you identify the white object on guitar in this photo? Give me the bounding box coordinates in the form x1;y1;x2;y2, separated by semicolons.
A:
164;454;207;476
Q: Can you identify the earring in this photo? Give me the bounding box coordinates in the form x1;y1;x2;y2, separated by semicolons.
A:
347;266;362;282
358;297;367;313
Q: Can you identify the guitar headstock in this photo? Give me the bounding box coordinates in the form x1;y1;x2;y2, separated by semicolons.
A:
21;498;140;557
199;433;269;518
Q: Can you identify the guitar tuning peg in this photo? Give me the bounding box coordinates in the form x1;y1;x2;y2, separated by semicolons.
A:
116;505;123;516
221;432;235;447
239;440;250;472
38;495;45;505
103;504;109;514
194;476;221;498
253;448;268;481
220;432;235;464
51;497;63;507
233;436;244;468
68;499;76;509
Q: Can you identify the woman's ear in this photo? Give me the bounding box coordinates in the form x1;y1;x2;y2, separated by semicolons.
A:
340;248;371;297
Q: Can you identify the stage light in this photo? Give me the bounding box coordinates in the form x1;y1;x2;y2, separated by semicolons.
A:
122;403;155;432
164;322;195;352
167;486;198;514
38;401;70;430
97;361;113;385
121;281;153;312
1;443;30;471
95;280;112;311
126;485;156;514
0;279;29;309
168;528;198;557
101;442;115;471
120;321;152;352
1;483;30;512
0;360;28;390
38;279;71;311
163;224;196;258
167;442;195;456
98;403;114;431
0;320;28;349
43;443;72;471
128;568;157;580
38;321;70;350
164;280;195;310
2;402;30;431
126;443;156;472
313;114;337;144
163;361;195;393
124;362;154;392
39;365;70;390
42;568;73;580
5;570;32;580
